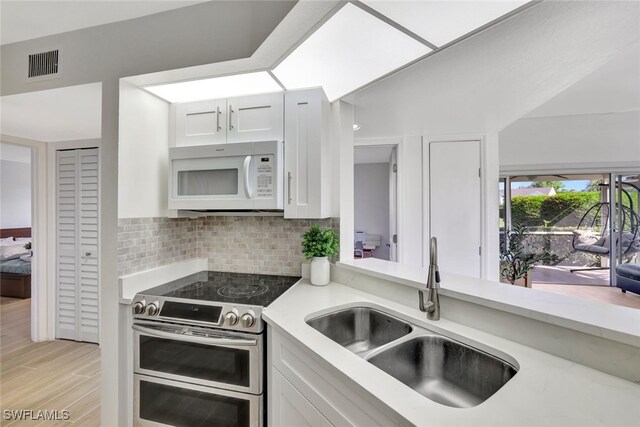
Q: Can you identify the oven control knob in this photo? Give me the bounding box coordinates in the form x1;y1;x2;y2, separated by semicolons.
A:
132;301;146;315
146;302;159;316
240;313;255;328
224;312;238;326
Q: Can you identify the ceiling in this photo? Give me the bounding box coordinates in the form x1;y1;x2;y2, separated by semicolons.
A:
524;41;640;119
361;0;528;47
0;83;102;142
0;0;207;45
0;1;536;141
140;1;535;102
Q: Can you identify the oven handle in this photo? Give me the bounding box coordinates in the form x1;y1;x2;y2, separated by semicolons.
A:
132;324;257;347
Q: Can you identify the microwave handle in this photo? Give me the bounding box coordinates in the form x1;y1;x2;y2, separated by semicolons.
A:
243;156;252;198
132;324;257;347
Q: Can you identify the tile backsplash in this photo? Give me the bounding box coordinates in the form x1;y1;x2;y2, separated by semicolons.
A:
197;217;339;276
117;217;198;276
118;216;339;277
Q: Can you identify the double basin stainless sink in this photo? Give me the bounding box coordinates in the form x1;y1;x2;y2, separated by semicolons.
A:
306;307;517;408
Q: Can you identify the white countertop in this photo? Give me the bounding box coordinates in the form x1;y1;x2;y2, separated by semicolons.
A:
118;258;208;304
263;279;640;426
339;258;640;347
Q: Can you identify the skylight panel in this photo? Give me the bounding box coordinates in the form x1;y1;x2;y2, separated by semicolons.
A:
362;0;530;47
144;71;282;103
272;3;431;102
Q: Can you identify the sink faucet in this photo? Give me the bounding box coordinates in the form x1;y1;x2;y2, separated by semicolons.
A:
419;237;440;320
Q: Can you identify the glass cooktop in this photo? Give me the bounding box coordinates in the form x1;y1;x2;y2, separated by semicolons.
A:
141;271;301;306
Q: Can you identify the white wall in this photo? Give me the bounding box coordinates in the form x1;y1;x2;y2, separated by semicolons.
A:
351;0;640;278
118;82;170;218
500;110;640;173
0;147;31;228
0;141;31;163
354;163;390;260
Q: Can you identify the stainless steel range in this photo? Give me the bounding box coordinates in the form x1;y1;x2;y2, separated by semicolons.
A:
131;270;300;427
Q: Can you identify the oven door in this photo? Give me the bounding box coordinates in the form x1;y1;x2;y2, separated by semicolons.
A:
134;374;262;427
133;321;262;394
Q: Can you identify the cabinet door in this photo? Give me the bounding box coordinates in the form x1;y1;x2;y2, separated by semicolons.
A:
270;368;334;427
284;89;330;219
174;99;227;146
227;93;284;143
56;148;100;344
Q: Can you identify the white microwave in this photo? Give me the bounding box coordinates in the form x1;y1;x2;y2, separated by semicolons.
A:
168;141;283;211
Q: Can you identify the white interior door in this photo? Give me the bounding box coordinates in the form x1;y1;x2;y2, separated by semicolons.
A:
428;140;481;278
56;148;99;343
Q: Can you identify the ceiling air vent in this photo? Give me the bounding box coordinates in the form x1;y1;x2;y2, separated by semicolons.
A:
28;49;59;79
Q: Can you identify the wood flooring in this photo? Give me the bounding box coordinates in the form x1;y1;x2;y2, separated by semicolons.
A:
0;298;101;426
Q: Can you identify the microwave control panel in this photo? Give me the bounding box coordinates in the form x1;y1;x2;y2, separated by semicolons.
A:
255;156;274;199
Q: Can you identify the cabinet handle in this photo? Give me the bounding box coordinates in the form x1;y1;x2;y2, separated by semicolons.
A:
287;172;292;204
216;106;221;131
228;105;234;131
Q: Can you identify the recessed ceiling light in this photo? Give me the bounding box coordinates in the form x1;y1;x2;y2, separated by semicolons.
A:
362;0;529;47
273;3;431;101
144;71;282;103
353;124;361;131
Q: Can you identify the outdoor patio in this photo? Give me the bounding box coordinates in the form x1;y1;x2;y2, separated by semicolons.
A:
529;265;640;309
531;265;609;286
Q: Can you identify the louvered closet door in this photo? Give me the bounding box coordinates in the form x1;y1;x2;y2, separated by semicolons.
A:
56;148;99;343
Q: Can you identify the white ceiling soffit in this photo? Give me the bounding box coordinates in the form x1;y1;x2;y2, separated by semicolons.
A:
0;83;102;142
0;0;208;45
354;146;393;164
524;41;640;118
145;71;282;103
361;0;530;48
0;143;31;163
273;3;431;102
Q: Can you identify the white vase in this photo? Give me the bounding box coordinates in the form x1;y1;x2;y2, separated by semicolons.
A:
310;256;330;286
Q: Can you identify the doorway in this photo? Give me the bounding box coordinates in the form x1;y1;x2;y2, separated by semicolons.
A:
353;145;398;261
0;142;33;343
0;82;102;340
499;172;640;309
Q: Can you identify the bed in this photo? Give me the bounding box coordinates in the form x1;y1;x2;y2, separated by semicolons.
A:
0;228;32;299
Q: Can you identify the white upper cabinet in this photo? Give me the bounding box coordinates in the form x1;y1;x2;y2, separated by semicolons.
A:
174;99;227;146
173;93;283;147
284;88;332;219
228;92;284;143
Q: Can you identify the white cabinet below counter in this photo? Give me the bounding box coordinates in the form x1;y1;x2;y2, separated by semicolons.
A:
268;325;404;427
270;369;333;427
173;92;284;146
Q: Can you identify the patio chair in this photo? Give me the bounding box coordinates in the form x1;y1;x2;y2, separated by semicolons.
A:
571;182;640;272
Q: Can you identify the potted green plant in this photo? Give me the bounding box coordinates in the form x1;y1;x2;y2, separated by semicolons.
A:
302;225;339;286
500;223;556;287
